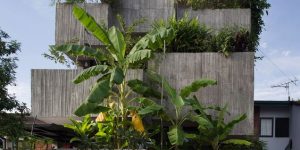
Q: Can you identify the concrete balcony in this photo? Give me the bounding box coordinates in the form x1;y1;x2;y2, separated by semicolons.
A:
55;1;250;46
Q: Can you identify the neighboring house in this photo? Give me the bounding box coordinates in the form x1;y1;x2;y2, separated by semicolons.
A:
254;101;300;150
1;117;73;149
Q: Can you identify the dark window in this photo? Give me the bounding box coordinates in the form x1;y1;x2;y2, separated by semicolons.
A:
260;118;273;137
275;118;289;137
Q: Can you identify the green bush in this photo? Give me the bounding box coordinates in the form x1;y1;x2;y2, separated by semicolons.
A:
154;15;251;55
176;0;270;54
221;138;267;150
211;28;250;56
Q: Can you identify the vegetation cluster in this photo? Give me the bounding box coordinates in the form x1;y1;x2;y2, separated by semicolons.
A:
178;0;270;58
48;5;266;150
154;16;250;56
52;0;270;55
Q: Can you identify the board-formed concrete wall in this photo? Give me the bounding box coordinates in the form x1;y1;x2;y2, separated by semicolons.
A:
177;8;251;30
148;52;254;135
55;3;250;45
31;69;143;118
55;1;175;45
111;0;175;32
55;3;111;45
32;52;254;135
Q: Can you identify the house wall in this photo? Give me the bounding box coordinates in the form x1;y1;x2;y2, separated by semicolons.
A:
55;3;251;46
31;69;143;118
31;52;254;135
55;3;111;45
111;0;175;32
177;8;251;30
290;104;300;150
259;106;290;150
148;52;254;135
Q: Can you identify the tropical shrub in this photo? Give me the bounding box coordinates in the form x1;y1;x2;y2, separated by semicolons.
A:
189;101;251;150
128;71;217;149
211;28;250;56
154;15;250;56
175;0;270;55
221;138;267;150
154;15;213;53
64;115;97;149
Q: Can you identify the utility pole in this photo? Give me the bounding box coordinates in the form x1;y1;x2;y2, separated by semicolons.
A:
271;79;298;101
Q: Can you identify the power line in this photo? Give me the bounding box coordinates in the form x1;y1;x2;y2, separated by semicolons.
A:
258;49;298;81
258;49;299;100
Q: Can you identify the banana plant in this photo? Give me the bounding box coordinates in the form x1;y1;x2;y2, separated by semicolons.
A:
191;102;251;150
51;5;175;117
128;71;217;148
51;4;175;149
64;115;96;149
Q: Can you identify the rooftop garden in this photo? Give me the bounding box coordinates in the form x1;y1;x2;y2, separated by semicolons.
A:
52;0;270;53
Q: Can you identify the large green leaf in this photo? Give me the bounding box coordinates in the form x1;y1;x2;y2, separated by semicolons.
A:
138;105;163;115
222;139;252;146
224;114;247;132
75;102;110;117
73;5;111;46
130;27;175;55
126;49;152;64
131;97;159;106
127;79;161;99
147;71;176;99
167;126;185;146
50;45;105;62
192;115;213;130
184;96;204;112
173;95;185;108
217;104;228;128
73;65;108;84
110;67;124;84
86;79;110;103
180;79;217;98
219;114;247;141
64;123;78;131
130;97;163;115
70;137;80;143
108;27;126;60
147;71;184;107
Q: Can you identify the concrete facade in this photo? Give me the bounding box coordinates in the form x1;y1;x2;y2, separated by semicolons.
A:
32;52;254;135
55;2;251;46
33;1;255;136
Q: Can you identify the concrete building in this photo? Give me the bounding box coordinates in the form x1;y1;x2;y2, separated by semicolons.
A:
30;1;255;146
254;101;300;150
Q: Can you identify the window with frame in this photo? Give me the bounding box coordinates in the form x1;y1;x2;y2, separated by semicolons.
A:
260;118;273;137
275;118;289;137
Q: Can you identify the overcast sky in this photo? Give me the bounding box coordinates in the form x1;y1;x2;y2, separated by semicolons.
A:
1;0;300;107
